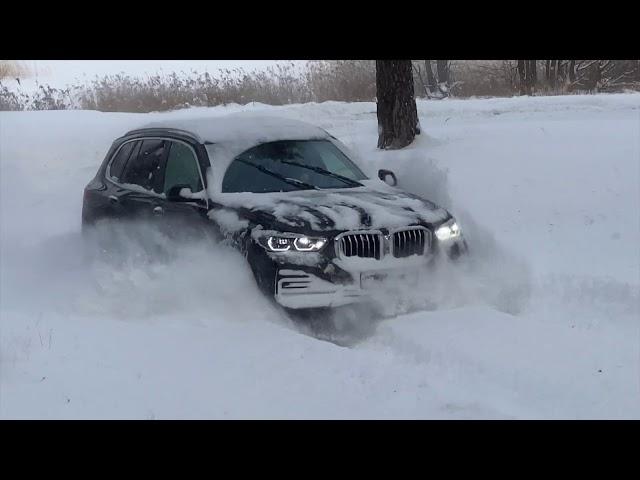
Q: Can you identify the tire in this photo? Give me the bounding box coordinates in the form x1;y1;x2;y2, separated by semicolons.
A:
245;240;277;298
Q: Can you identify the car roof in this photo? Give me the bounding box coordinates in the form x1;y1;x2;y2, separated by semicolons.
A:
125;113;330;145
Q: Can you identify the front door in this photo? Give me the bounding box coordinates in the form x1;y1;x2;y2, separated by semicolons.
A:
154;139;213;242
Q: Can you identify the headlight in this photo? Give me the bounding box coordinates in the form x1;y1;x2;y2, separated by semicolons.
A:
435;218;461;241
264;234;327;252
293;236;327;252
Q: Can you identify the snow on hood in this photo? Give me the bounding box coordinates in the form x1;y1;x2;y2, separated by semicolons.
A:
210;180;450;233
139;113;449;233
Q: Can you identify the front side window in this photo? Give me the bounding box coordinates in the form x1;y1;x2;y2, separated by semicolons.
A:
221;140;367;193
120;139;166;191
163;141;203;194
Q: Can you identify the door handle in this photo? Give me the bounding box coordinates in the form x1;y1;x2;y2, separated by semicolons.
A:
108;195;119;205
152;206;164;216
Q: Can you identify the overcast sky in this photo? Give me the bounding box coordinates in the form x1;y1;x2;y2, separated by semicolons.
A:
11;60;307;90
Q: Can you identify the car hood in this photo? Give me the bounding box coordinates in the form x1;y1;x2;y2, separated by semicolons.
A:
213;183;451;234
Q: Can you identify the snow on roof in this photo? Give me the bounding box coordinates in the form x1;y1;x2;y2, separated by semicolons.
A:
133;113;330;145
128;112;365;196
132;113;338;195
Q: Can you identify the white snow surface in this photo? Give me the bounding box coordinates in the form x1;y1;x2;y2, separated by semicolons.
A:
139;114;329;145
1;94;639;419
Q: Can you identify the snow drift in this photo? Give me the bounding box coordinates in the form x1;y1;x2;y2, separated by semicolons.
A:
1;94;639;418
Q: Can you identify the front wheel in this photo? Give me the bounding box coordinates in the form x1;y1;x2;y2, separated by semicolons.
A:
245;239;277;298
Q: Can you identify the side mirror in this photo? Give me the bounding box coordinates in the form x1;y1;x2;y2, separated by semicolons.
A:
378;169;397;187
167;184;194;202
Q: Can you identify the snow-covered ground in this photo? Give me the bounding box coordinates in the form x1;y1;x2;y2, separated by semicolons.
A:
1;94;639;418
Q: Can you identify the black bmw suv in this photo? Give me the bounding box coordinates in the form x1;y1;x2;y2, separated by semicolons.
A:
82;114;467;309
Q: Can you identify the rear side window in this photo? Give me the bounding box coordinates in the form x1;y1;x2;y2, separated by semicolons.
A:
109;141;136;181
120;139;166;191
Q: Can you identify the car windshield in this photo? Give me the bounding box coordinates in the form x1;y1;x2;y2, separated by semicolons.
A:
222;140;368;193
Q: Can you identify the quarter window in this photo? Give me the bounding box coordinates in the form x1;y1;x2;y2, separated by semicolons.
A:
109;141;136;181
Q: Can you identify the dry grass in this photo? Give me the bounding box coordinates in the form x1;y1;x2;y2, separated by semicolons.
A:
0;61;378;112
0;61;31;80
1;60;637;112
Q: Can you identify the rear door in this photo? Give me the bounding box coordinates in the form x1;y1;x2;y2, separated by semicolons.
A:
110;138;168;221
83;138;145;227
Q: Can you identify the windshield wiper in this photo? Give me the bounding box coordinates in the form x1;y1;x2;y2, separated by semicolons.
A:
279;160;363;188
236;159;317;191
284;177;319;189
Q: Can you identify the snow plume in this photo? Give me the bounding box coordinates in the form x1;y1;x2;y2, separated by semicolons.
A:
390;154;453;211
82;221;281;322
208;208;249;235
348;148;533;318
3;220;279;324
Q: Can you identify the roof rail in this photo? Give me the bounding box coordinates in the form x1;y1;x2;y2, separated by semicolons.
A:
123;127;205;144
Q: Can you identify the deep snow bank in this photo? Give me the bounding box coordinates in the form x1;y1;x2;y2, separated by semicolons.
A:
1;94;639;418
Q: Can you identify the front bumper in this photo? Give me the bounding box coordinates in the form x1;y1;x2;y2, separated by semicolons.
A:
275;266;433;309
275;268;368;309
274;237;467;309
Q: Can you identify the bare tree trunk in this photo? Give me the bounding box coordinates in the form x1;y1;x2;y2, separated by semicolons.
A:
589;61;602;92
376;60;419;150
436;60;449;84
424;60;436;92
568;60;576;83
517;60;529;95
545;60;551;84
528;60;537;93
557;60;565;84
412;63;428;98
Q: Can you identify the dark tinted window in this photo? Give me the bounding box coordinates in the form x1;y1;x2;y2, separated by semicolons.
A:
222;140;366;193
109;141;135;181
120;139;166;191
223;160;300;194
163;142;202;194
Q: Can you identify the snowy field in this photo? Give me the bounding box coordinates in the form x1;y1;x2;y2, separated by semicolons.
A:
1;94;639;419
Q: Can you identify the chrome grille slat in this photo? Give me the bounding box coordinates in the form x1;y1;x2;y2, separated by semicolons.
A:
336;231;382;260
336;227;430;261
391;226;430;258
